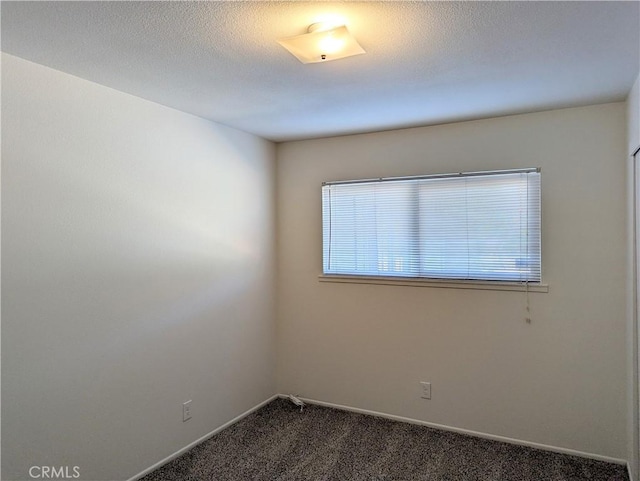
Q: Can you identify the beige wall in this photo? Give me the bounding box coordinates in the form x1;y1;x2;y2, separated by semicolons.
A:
629;75;640;157
277;103;628;459
2;53;277;480
627;72;640;481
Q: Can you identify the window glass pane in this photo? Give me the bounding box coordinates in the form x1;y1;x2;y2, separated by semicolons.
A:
322;170;541;282
323;181;417;276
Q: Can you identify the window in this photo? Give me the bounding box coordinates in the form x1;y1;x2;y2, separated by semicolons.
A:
322;169;541;282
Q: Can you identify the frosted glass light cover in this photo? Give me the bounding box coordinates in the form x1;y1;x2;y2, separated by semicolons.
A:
278;26;365;64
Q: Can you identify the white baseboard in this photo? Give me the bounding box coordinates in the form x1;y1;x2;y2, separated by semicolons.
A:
127;394;278;481
629;461;636;481
290;395;628;466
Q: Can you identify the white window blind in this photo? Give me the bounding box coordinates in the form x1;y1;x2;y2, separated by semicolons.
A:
322;169;541;282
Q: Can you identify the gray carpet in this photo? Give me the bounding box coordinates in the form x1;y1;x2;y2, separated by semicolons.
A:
140;398;628;481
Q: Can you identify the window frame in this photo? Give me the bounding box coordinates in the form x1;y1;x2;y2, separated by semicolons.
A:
321;168;545;291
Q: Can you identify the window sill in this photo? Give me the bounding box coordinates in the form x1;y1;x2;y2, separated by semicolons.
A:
318;274;549;292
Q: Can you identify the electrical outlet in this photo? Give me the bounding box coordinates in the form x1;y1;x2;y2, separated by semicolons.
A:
183;400;192;422
420;382;431;400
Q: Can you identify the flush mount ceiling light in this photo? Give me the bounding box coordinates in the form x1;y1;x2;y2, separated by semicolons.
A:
277;22;365;64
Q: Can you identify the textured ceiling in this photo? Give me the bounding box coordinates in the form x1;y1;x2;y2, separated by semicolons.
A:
2;1;639;142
